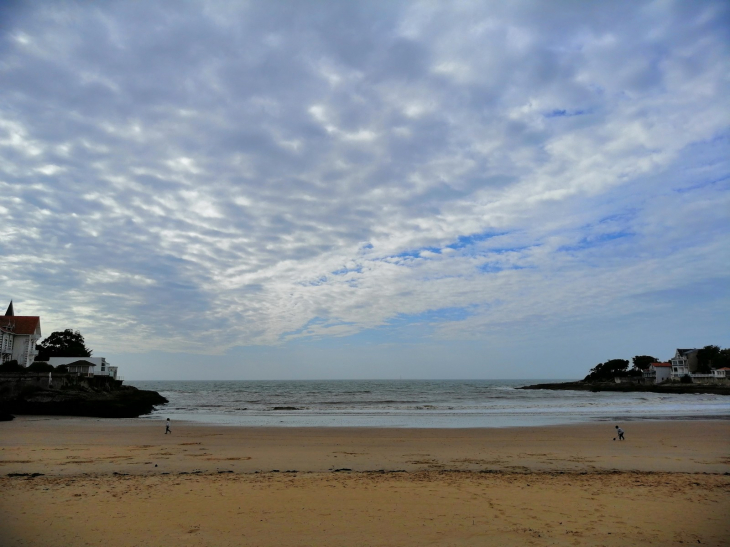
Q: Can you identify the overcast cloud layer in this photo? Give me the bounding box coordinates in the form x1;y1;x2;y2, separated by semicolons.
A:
1;1;729;379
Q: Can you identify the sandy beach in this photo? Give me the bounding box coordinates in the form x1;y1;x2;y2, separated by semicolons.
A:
1;417;729;546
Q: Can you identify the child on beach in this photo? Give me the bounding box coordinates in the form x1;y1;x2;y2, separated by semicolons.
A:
615;425;624;440
165;418;171;434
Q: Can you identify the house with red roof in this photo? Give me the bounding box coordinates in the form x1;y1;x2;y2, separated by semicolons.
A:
713;368;730;379
0;301;42;367
643;362;672;384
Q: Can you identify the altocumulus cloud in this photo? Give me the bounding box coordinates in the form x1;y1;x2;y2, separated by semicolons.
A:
0;0;728;359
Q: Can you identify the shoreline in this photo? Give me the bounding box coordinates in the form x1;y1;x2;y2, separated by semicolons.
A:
131;412;730;430
123;378;730;429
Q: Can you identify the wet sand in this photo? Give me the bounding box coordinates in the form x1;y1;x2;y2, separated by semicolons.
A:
1;418;729;546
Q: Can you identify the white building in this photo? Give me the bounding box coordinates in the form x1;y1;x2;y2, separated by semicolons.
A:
670;348;699;379
0;302;41;367
713;367;730;379
1;301;121;381
643;362;672;384
63;359;96;377
48;356;118;380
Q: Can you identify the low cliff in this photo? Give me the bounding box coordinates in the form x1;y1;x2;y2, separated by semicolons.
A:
519;381;730;395
0;374;168;418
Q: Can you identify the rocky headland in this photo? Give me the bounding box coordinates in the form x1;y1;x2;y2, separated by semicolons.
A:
0;373;168;419
519;381;730;395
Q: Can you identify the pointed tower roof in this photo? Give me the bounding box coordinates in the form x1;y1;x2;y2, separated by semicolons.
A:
5;301;14;316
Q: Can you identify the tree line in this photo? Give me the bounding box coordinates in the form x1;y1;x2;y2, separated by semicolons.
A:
583;345;730;382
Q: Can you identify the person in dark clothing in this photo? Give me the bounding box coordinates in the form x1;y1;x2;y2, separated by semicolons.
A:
165;418;171;434
615;425;624;440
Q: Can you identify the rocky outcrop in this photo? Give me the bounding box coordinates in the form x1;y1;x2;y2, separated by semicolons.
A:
0;377;168;418
519;381;730;395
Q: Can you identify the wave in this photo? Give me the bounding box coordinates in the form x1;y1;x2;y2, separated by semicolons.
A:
132;379;730;428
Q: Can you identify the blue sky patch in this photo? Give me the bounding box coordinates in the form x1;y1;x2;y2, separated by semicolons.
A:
331;265;363;275
446;231;508;251
558;231;634;253
385;246;442;261
478;263;529;273
545;109;588;118
386;306;472;326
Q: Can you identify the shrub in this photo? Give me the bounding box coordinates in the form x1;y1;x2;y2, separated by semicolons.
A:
680;374;693;384
27;361;54;373
0;360;25;373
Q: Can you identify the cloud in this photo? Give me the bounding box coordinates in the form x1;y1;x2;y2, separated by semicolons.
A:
0;0;728;362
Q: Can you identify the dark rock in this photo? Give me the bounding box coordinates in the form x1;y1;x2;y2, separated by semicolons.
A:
0;384;168;418
0;412;15;421
518;381;730;395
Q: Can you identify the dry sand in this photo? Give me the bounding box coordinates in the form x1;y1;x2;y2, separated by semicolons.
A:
1;417;729;546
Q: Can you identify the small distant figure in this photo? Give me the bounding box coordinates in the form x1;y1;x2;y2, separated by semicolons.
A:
615;425;624;441
165;418;171;435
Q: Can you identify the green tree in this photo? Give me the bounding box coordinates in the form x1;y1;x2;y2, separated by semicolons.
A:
36;329;92;361
27;361;54;373
584;359;631;382
696;345;721;374
716;349;730;369
632;355;658;371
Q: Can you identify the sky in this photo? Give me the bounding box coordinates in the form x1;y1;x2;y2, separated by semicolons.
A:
1;0;729;380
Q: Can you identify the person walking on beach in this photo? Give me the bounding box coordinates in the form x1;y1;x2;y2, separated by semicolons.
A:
165;418;171;435
615;425;624;440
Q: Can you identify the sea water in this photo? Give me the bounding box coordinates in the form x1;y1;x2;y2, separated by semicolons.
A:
131;379;730;428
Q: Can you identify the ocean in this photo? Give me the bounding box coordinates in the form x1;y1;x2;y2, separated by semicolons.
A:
131;379;730;428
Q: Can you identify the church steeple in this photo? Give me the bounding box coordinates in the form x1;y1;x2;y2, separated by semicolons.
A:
5;301;14;316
